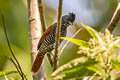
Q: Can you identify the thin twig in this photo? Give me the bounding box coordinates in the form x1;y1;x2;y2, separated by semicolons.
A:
38;0;54;68
53;0;63;71
4;56;23;79
1;14;27;80
88;73;97;80
59;28;83;56
3;72;9;80
107;2;120;33
9;58;23;79
38;0;46;32
47;52;54;67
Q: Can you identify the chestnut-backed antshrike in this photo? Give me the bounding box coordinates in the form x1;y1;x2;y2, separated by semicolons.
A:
32;13;75;73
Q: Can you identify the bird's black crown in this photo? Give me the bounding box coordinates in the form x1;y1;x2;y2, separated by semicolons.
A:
68;13;75;23
62;13;75;26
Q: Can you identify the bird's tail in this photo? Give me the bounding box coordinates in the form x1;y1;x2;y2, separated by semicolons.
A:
32;54;44;73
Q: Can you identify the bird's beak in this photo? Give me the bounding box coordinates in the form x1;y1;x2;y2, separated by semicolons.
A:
69;22;73;25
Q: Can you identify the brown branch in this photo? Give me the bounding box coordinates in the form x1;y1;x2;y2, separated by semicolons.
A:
47;52;54;67
1;14;27;80
4;56;23;79
38;0;54;68
38;0;46;32
9;58;23;79
107;2;120;33
27;0;46;80
53;0;63;71
59;28;83;56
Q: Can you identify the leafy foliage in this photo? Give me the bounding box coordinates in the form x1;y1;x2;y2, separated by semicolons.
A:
52;24;120;80
52;57;97;80
61;37;90;48
0;70;17;77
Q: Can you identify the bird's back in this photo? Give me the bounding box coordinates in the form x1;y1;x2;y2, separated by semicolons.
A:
38;23;67;56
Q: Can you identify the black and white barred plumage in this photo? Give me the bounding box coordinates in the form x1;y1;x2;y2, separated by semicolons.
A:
32;13;75;73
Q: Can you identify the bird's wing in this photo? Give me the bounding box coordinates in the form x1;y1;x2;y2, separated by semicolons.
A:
37;25;53;50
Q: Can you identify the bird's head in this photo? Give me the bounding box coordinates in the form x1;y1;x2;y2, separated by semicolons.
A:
61;13;75;27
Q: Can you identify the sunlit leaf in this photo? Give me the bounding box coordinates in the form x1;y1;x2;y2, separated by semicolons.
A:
0;70;18;77
111;59;120;71
82;24;96;38
116;76;120;80
106;39;120;54
87;65;105;77
52;57;97;80
61;37;90;48
81;24;105;49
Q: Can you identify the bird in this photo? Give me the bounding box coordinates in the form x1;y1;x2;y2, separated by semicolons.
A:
32;13;75;73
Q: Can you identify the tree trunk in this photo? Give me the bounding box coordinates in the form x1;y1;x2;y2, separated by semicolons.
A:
27;0;46;79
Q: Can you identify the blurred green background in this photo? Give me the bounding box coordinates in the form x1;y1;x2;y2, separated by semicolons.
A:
0;0;119;80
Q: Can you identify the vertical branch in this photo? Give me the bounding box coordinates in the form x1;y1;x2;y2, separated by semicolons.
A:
38;0;46;32
1;14;27;80
53;0;63;71
107;2;120;33
27;0;46;80
38;0;54;67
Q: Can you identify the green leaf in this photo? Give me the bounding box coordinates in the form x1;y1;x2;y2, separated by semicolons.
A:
106;39;120;54
116;76;120;80
61;37;90;48
82;24;96;38
87;65;105;77
52;57;97;80
111;59;120;71
0;70;18;77
82;24;105;49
